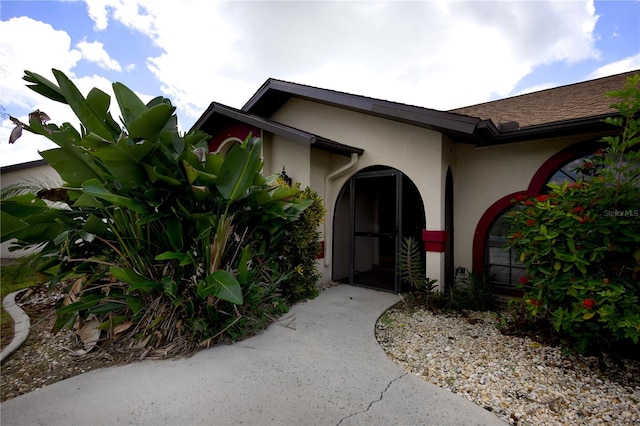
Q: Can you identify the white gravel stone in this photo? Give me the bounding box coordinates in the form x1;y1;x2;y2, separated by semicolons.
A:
376;306;640;426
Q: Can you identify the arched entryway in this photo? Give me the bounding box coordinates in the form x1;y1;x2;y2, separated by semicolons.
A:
332;166;425;292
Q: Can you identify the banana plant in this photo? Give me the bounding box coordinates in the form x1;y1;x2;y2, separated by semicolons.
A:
3;69;314;352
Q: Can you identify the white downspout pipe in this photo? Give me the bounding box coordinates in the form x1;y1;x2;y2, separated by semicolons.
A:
323;153;359;267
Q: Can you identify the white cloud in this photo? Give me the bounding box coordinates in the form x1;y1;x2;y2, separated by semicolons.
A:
0;17;83;166
84;0;601;116
589;53;640;79
0;17;81;108
76;39;122;71
0;17;133;167
84;0;157;39
0;0;607;166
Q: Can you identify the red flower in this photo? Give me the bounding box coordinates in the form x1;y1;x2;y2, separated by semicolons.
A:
527;298;542;307
583;161;594;169
514;194;527;203
567;182;583;191
572;206;585;215
510;232;524;242
594;148;605;156
524;200;535;206
578;214;591;223
519;276;530;285
582;299;596;310
536;194;551;202
525;219;536;227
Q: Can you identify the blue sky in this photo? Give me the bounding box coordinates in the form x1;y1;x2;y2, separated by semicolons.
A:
1;0;639;167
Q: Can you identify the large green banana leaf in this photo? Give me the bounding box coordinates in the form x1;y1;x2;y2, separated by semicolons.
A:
217;139;262;201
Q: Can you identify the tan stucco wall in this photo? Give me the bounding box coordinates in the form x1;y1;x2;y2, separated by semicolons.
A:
453;135;591;273
264;134;311;188
272;98;445;284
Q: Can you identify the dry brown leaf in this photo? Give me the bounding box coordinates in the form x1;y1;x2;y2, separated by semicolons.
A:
63;276;86;306
113;321;133;336
76;315;100;353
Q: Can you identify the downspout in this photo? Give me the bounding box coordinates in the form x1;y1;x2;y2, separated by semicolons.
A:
323;153;359;267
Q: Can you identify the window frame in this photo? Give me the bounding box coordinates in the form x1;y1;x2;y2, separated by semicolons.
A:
473;140;604;291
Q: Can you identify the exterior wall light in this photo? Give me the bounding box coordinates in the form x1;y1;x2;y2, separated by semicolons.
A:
280;166;292;186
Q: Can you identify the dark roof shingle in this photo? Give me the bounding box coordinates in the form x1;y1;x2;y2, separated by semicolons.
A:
450;70;639;128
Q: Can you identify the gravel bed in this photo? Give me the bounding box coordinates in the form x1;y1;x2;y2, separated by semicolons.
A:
376;305;640;426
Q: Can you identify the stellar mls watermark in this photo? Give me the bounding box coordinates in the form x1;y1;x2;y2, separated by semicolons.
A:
602;209;639;217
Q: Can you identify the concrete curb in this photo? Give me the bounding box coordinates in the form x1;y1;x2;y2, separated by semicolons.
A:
1;290;30;363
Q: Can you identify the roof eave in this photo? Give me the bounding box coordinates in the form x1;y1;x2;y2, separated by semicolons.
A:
193;102;313;145
193;102;363;157
244;79;481;137
475;114;620;146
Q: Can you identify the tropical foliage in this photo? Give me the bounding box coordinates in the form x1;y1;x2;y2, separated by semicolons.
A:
506;75;640;355
1;69;319;356
398;236;439;308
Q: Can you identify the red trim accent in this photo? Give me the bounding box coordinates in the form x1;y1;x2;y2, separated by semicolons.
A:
472;140;603;276
422;230;448;252
528;140;603;194
472;191;524;274
208;124;261;152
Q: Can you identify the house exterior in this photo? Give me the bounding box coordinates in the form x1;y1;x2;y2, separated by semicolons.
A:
193;70;639;294
3;70;636;293
1;159;63;258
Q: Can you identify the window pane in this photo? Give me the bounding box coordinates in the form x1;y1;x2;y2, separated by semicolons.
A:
488;265;511;286
489;247;510;265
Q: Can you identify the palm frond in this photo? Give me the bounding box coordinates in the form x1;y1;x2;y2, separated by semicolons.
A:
398;237;425;289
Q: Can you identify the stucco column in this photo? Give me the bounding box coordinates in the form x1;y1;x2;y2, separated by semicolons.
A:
426;252;445;290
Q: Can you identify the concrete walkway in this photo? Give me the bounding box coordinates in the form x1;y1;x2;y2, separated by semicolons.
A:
0;285;505;425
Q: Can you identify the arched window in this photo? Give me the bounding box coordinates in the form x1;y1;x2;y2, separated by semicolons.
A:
474;141;608;293
484;210;527;294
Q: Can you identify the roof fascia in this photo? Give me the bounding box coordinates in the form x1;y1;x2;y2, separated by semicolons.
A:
243;79;480;136
195;102;314;145
313;137;364;156
476;114;620;146
194;102;363;156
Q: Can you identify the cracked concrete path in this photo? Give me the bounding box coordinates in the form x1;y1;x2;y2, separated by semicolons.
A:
0;285;504;425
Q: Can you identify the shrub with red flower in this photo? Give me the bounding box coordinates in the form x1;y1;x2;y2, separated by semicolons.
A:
509;231;524;242
577;214;591;223
504;74;640;355
566;182;583;191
